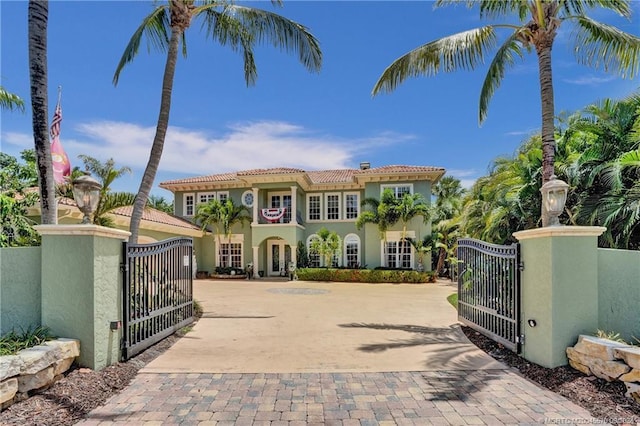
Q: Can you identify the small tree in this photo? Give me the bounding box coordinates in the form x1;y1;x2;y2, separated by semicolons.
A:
195;199;224;266
296;240;309;268
310;227;341;267
218;199;251;267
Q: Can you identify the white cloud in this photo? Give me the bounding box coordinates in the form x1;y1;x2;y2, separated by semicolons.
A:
562;75;616;86
446;169;479;189
45;120;413;175
3;132;33;148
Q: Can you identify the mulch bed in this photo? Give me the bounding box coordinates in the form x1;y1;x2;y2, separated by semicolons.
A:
462;326;640;421
2;322;638;425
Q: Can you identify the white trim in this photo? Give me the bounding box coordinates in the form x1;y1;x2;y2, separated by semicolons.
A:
183;193;195;217
343;233;361;267
241;190;254;207
306;193;323;222
324;192;341;221
217;191;229;202
215;236;244;268
381;183;414;197
343;192;360;220
514;226;606;240
197;192;216;205
306;234;321;267
381;230;416;268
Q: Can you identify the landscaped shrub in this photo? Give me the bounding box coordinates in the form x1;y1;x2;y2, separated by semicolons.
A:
214;266;245;275
296;268;436;284
0;326;55;356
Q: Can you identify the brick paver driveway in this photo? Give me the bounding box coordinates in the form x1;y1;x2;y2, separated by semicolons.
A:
79;280;597;425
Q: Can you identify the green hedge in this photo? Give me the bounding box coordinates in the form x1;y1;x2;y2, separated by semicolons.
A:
295;268;436;284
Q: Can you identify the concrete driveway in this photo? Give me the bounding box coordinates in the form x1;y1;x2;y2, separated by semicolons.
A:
142;279;505;374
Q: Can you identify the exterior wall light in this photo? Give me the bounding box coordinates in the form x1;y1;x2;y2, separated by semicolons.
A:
72;173;101;224
540;175;569;227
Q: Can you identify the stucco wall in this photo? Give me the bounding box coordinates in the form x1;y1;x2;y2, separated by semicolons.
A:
598;248;640;342
0;247;42;335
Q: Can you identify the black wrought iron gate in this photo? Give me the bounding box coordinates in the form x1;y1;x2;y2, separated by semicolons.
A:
457;238;522;353
121;237;194;360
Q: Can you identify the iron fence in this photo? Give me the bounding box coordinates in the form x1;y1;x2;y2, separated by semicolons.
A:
457;238;522;353
121;237;194;360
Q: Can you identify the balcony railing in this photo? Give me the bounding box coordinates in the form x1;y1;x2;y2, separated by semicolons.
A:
256;208;303;225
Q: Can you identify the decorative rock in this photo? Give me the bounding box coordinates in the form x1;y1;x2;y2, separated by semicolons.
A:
590;359;631;382
44;339;80;359
0;356;24;382
566;348;630;381
573;335;628;361
625;382;640;403
53;357;75;376
614;346;640;370
619;368;640;383
0;378;18;405
17;366;54;393
568;358;591;375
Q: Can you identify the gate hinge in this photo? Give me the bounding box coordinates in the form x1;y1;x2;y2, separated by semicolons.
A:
517;334;525;344
120;262;128;272
518;261;525;271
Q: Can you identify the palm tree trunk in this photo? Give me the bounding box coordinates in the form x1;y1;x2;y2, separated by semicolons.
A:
28;0;57;224
436;247;446;276
128;27;181;243
536;41;556;227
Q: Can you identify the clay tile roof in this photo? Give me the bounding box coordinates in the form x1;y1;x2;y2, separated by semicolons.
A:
161;172;239;185
110;206;200;230
356;165;445;174
237;168;305;176
307;169;358;184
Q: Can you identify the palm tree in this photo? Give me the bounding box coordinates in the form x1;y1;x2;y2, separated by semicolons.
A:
0;87;25;112
114;0;322;243
432;176;465;275
373;0;640;226
28;0;56;224
218;198;251;267
355;188;401;238
195;198;224;265
147;195;174;214
310;227;341;267
77;155;136;226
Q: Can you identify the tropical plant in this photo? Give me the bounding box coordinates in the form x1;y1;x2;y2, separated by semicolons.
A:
218;198;251;267
28;0;57;224
408;235;433;271
373;0;640;226
195;198;224;265
147;195;174;214
0;152;40;247
296;240;310;269
0;86;25;112
309;227;341;267
396;192;430;240
77;155;136;227
355;188;401;238
114;0;322;244
432;176;466;274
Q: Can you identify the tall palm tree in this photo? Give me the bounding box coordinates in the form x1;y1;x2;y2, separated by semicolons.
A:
218;198;251;267
310;227;341;267
396;193;430;240
0;87;25;112
195;198;224;265
432;176;465;275
373;0;640;226
355;188;401;238
28;0;56;224
114;0;322;243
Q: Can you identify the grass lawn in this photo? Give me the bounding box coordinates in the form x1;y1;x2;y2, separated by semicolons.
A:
447;293;458;309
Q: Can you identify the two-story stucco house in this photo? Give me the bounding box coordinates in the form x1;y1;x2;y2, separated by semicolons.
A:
159;163;445;277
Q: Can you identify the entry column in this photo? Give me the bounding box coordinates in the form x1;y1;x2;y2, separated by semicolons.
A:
252;245;260;279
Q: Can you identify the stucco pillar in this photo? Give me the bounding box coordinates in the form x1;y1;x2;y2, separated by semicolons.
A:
289;245;297;268
513;226;605;368
35;225;130;370
252;246;260;279
252;187;259;225
290;185;298;225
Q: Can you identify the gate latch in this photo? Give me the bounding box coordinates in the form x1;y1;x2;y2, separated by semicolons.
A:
518;261;525;271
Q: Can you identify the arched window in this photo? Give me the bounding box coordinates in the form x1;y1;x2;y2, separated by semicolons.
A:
343;234;361;268
306;234;321;267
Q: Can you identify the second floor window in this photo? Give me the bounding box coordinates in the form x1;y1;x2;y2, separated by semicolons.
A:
344;193;359;220
382;184;413;199
326;194;340;220
184;194;195;216
308;195;321;221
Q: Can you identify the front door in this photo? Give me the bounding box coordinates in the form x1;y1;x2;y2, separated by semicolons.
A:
267;240;292;276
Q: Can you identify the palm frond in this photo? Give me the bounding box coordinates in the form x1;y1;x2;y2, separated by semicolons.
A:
0;87;25;113
479;30;526;123
113;5;170;85
572;16;640;79
372;26;497;96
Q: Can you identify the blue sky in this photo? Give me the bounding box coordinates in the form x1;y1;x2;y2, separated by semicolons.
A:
2;1;639;198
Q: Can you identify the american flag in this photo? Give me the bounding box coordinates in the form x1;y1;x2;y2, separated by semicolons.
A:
50;99;70;184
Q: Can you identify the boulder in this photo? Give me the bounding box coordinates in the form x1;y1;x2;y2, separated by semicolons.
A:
573;335;628;361
0;378;18;405
53;357;75;376
44;339;80;359
566;347;629;381
0;356;23;382
619;369;640;383
17;366;54;393
568;358;591;376
614;346;640;370
624;383;640;403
